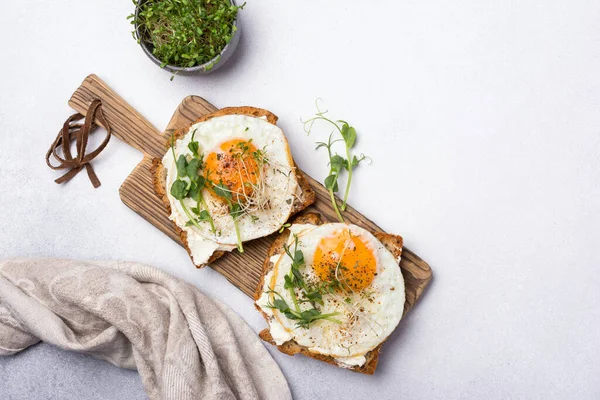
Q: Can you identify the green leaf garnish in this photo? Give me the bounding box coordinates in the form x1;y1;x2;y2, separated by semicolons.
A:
265;235;341;329
305;290;324;306
230;202;244;219
170;135;215;232
329;154;347;172
213;181;243;253
197;209;212;222
170;179;189;200
188;181;199;201
302;100;371;221
187;129;200;157
278;222;291;233
176;154;188;178
324;174;339;192
186;158;201;180
188;141;199;157
213;182;232;200
339;121;356;148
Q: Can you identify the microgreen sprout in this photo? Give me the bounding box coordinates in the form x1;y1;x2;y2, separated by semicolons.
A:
278;223;291;233
302;100;370;222
129;0;245;71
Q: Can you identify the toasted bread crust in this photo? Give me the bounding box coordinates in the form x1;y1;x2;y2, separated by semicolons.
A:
152;106;315;268
253;212;404;375
291;164;316;214
192;106;279;125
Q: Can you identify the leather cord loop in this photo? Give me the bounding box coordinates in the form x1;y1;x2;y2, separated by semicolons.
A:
45;100;111;188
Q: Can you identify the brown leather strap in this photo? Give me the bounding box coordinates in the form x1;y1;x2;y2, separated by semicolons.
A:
46;100;111;188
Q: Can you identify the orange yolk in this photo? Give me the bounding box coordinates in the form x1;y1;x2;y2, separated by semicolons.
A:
205;139;259;203
313;229;377;292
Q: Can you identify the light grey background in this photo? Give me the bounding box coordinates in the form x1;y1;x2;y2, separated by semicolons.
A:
1;1;599;399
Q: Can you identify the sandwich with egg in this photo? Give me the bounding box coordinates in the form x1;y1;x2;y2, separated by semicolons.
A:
153;107;315;268
254;213;405;374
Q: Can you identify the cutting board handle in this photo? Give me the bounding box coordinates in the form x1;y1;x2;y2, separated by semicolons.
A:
68;74;166;158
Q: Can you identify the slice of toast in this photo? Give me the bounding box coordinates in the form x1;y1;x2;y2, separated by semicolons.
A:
253;212;404;375
152;106;316;268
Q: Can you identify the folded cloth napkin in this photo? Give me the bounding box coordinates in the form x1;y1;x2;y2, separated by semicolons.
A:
0;258;291;400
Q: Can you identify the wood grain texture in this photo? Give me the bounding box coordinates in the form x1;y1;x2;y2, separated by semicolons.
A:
69;75;432;312
68;74;165;158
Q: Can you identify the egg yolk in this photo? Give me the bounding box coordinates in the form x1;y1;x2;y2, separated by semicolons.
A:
313;229;377;292
205;139;260;203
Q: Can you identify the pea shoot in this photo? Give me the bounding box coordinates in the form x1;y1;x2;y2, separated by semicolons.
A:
266;235;342;328
303;100;369;222
213;182;244;253
170;134;216;233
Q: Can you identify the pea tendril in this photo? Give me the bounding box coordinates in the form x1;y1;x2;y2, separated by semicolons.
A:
303;100;370;222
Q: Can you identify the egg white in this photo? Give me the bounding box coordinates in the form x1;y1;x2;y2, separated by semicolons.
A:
163;114;299;265
257;223;405;367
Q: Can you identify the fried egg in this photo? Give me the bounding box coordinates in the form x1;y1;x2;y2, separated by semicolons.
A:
256;223;405;367
162;114;299;265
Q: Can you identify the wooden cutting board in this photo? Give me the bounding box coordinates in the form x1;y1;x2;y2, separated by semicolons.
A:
68;74;432;314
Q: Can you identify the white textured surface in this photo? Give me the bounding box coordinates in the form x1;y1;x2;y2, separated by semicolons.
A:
1;0;599;399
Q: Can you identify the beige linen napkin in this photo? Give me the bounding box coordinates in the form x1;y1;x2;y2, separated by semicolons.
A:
0;258;291;400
